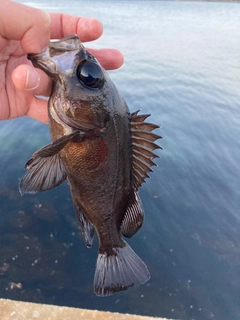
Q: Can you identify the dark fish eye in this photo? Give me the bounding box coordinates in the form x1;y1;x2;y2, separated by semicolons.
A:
77;61;104;89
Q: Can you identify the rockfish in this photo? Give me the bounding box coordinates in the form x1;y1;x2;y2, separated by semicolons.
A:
19;35;161;296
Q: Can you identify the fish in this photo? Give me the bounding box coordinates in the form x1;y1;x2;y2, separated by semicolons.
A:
19;34;161;296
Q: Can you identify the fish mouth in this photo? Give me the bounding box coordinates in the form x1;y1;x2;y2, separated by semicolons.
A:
27;34;85;80
48;34;83;53
27;50;57;77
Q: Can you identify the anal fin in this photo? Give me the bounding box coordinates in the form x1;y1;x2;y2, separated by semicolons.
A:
121;191;144;238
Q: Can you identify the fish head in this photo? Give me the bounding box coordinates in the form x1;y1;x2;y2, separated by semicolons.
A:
28;34;114;131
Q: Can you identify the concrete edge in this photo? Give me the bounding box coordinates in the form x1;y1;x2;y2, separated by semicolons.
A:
0;298;175;320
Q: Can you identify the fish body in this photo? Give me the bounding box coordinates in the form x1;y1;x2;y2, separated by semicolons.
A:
20;35;161;296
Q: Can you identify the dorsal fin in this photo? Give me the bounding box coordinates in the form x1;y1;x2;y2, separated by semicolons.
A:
131;110;162;190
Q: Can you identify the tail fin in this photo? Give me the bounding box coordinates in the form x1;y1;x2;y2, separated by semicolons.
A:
94;241;150;296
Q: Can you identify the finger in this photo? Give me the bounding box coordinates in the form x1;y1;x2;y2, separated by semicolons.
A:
88;48;124;70
26;97;49;124
49;13;103;42
0;0;50;53
12;65;52;97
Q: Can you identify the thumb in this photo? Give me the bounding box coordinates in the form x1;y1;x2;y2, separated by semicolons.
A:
12;64;52;96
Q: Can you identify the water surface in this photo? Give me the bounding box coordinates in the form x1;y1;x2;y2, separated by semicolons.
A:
1;1;240;320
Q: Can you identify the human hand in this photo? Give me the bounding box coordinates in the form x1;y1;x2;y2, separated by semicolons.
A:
0;0;124;124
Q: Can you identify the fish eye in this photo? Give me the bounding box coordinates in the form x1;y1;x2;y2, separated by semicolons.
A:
77;61;104;89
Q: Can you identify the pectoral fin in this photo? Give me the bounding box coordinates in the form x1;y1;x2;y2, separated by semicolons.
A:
27;130;81;159
19;153;66;195
19;131;81;195
121;191;144;238
131;110;162;190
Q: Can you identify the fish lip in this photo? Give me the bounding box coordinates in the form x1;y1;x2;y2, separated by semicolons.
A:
27;47;55;75
27;52;46;66
27;52;52;71
27;34;85;78
48;34;83;52
27;34;82;58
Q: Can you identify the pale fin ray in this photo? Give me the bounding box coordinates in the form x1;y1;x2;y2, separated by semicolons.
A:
132;168;149;188
130;111;151;123
133;166;150;182
19;131;84;195
133;148;158;165
133;143;159;158
94;241;150;296
132;129;160;142
133;154;155;171
131;110;161;190
29;130;81;159
121;191;144;238
19;153;66;195
133;137;160;151
132;122;160;131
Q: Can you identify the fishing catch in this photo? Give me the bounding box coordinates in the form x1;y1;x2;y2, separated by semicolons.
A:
19;35;161;296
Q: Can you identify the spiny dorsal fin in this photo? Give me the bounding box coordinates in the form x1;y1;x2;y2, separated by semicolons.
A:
131;110;162;190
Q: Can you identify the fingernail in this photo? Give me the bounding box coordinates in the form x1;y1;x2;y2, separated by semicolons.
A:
25;68;40;90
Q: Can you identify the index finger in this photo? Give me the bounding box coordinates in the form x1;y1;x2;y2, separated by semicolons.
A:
0;1;104;54
49;13;103;42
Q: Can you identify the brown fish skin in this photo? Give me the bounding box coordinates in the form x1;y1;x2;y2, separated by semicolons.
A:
19;35;161;296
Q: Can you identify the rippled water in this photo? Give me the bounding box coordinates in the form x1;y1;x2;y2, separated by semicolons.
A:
1;1;240;320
